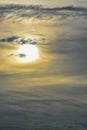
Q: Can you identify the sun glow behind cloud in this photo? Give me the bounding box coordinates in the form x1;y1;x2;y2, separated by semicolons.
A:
0;4;87;86
0;1;87;130
16;44;40;63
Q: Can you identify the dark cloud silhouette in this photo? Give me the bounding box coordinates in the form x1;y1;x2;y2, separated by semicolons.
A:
0;4;87;22
0;36;38;45
17;38;37;45
0;36;18;43
9;53;26;58
18;54;26;58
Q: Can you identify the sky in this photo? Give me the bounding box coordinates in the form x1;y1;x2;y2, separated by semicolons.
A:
0;0;87;7
0;0;87;130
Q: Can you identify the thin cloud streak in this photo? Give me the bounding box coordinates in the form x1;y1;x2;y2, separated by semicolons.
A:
0;5;87;22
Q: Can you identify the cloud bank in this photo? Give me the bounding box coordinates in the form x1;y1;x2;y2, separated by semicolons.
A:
0;36;38;45
0;4;87;22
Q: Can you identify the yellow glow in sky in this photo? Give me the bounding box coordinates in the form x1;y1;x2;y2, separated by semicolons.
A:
0;0;86;8
16;44;40;63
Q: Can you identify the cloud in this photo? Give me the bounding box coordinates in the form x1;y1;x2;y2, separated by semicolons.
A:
0;4;87;22
17;38;37;45
0;36;18;42
9;53;26;58
0;36;38;45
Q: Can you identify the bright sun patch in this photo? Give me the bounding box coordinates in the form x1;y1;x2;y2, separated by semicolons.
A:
16;44;40;63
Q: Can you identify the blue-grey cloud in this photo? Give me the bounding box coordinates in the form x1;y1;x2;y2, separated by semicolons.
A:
0;36;18;42
0;4;87;22
17;38;37;45
0;36;38;45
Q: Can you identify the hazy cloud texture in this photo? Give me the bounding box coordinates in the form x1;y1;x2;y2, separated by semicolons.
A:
0;4;87;22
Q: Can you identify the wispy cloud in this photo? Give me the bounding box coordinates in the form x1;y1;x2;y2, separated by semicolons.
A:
0;4;87;22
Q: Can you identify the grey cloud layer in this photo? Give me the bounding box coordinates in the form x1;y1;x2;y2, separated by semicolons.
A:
0;4;87;21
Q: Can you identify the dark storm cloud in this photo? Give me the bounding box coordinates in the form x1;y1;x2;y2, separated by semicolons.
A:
0;4;87;21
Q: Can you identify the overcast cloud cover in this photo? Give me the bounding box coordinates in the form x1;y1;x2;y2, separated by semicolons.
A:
0;1;87;130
